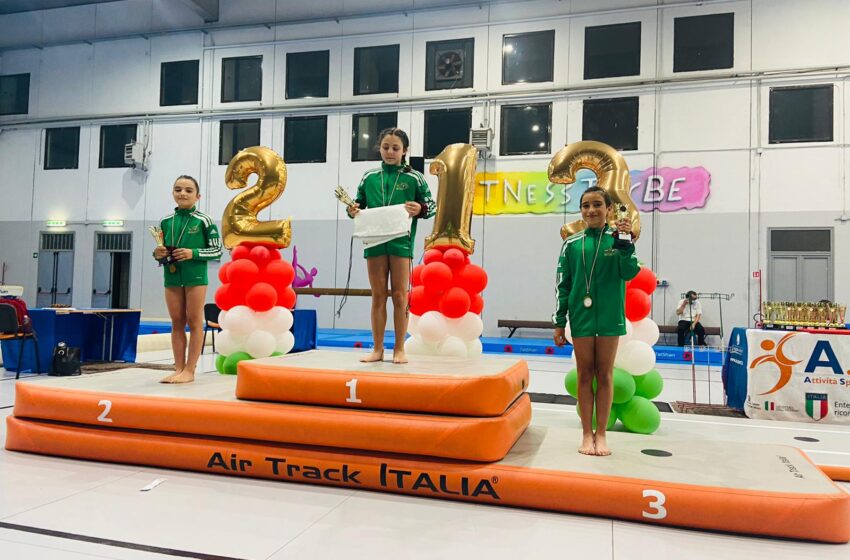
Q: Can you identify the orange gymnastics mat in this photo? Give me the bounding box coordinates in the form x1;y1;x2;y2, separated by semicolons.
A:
6;415;849;543
13;368;530;462
236;350;529;416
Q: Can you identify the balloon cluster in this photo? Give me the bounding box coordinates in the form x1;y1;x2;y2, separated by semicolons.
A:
213;243;297;374
563;266;663;434
406;247;488;358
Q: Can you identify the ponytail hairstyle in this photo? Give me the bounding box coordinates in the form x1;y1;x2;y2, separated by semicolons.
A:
377;127;411;172
175;174;201;196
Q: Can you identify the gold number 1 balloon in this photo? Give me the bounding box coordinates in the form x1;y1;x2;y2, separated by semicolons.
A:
548;140;641;241
222;146;291;249
425;143;478;253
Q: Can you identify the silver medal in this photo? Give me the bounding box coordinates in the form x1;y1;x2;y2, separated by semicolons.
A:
583;296;593;308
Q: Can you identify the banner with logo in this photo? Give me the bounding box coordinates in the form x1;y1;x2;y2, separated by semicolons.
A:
472;166;711;216
737;329;850;424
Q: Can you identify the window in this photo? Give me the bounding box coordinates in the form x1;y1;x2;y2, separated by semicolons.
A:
582;97;639;151
221;56;262;103
584;22;641;80
425;38;474;91
673;13;734;73
160;60;199;106
219;119;261;165
769;85;833;144
45;127;80;170
286;50;330;99
500;103;551;155
0;73;30;115
284;116;327;163
770;229;831;253
502;30;555;85
354;45;399;96
351;112;397;161
99;124;137;168
424;108;472;159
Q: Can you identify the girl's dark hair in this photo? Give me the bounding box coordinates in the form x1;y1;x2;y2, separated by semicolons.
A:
579;186;611;207
377;127;411;172
175;174;200;195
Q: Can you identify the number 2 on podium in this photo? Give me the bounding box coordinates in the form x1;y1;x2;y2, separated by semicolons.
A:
346;378;362;404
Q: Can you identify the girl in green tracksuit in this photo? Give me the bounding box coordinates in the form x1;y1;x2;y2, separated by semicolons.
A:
347;128;435;364
553;186;640;456
153;175;222;384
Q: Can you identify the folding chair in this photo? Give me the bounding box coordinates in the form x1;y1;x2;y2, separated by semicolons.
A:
0;303;41;379
202;303;222;353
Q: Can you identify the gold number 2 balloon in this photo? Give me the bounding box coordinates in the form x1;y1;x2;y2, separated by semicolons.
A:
222;146;291;249
547;140;641;241
425;143;478;253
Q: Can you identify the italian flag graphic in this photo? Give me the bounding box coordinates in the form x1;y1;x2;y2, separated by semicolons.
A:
805;393;829;421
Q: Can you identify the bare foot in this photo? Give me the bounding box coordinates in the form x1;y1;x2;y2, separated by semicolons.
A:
159;369;182;384
594;433;612;456
578;434;595;455
392;349;408;364
359;349;384;363
166;368;195;384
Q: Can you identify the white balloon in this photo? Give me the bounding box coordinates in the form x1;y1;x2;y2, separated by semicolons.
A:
217;309;228;327
255;306;293;334
275;331;295;354
439;336;468;358
419;311;448;343
632;318;660;346
405;334;428;355
615;340;656;376
620;320;634;345
466;338;483;357
216;329;245;356
245;330;277;358
407;314;421;336
224;305;257;337
448;313;484;342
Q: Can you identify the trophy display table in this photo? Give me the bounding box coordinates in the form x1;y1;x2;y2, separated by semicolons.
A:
6;350;850;543
725;327;850;425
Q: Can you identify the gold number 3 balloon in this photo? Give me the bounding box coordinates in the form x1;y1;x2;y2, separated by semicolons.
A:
222;146;291;249
547;140;641;241
425;143;478;253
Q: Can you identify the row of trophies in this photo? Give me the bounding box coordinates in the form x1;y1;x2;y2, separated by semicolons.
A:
761;301;847;329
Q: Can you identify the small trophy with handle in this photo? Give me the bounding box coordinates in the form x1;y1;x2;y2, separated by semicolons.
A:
334;186;357;210
612;204;633;249
149;226;176;271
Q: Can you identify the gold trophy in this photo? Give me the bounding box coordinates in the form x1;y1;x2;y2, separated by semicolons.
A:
148;226;176;273
612;204;633;249
334;186;357;211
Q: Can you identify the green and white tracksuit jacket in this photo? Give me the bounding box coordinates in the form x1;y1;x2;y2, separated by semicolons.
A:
553;225;641;337
158;206;222;287
350;161;436;258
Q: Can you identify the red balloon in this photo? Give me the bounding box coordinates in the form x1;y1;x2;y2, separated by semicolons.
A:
456;264;488;294
411;264;425;287
629;267;657;295
469;294;484;314
421;262;453;294
246;282;277;312
442;248;466;269
278;286;297;309
227;259;260;288
214;283;240;311
217;262;231;284
439;287;471;319
265;260;295;289
249;245;271;265
423;249;444;264
231;245;250;260
625;288;651;322
408;285;428;316
267;249;281;260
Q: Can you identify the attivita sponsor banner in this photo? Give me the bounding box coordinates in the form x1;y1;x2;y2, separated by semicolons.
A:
743;329;850;424
473;167;710;215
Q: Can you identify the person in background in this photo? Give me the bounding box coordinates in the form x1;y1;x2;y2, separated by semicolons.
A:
677;290;706;346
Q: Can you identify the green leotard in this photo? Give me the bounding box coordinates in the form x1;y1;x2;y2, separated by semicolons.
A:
350;162;436;258
158;206;223;287
553;225;641;337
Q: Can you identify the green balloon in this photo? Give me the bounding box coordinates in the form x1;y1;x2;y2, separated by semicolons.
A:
576;401;617;430
215;354;227;374
222;351;252;375
612;367;637;404
271;351;284;357
564;368;579;398
634;370;664;400
619;396;661;434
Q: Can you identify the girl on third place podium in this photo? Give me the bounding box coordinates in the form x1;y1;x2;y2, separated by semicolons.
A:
552;186;640;456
